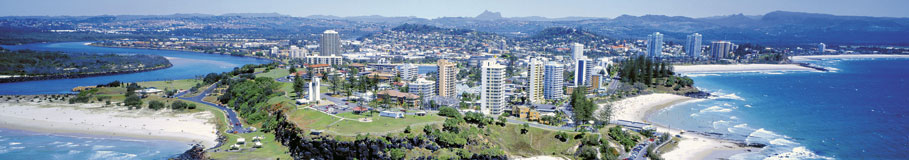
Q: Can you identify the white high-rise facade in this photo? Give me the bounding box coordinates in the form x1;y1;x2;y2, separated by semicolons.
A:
480;59;506;115
320;30;341;56
572;43;584;61
527;58;545;104
408;78;435;98
543;62;564;100
398;63;419;81
686;33;703;58
647;32;664;58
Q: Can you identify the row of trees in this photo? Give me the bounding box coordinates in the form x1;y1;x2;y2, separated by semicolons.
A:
147;100;197;110
619;55;675;85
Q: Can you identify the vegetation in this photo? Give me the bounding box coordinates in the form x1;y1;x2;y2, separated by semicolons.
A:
570;86;598;123
0;49;171;82
607;126;639;151
219;77;283;130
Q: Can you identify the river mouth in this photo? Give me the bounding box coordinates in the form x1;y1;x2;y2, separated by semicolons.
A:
0;42;272;95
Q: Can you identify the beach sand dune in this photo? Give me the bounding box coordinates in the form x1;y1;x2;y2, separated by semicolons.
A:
0;102;218;147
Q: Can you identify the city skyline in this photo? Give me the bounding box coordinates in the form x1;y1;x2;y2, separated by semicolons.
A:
1;0;908;18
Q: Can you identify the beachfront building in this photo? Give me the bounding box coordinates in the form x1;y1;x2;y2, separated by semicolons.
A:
710;41;735;61
437;59;458;98
398;63;419;81
408;78;435;98
320;30;341;56
647;32;664;58
686;33;703;58
480;59;506;115
543;62;565;100
527;58;546;104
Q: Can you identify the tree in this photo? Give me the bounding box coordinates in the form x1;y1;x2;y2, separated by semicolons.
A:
596;103;613;122
293;74;305;98
521;123;529;134
404;125;412;134
571;86;596;123
438;106;462;118
124;95;142;109
443;118;462;133
148;100;165;110
497;116;507;126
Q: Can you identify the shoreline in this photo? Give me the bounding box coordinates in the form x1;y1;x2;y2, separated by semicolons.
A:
0;63;173;83
791;54;909;61
602;93;758;160
87;42;282;64
674;64;817;74
0;101;218;148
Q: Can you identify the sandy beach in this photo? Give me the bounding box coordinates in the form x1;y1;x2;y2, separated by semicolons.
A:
600;93;757;160
791;54;909;61
0;101;219;148
674;64;816;74
600;93;693;122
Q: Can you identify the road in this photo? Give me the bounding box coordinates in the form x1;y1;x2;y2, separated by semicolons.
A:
177;83;249;134
505;118;575;131
605;76;622;95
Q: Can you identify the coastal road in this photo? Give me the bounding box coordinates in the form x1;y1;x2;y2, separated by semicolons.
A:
505;118;575;131
178;83;249;134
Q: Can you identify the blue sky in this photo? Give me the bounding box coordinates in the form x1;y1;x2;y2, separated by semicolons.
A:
1;0;907;18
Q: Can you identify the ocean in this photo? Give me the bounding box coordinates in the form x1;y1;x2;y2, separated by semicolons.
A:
649;58;909;159
0;128;189;160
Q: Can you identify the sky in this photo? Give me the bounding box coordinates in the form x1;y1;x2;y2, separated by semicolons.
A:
1;0;908;18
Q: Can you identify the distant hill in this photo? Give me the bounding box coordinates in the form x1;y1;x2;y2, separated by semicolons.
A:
391;23;475;35
475;10;503;20
529;27;607;42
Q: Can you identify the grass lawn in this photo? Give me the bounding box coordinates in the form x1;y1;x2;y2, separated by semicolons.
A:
485;124;584;158
138;79;202;91
207;131;292;160
327;112;445;136
255;68;289;79
286;108;340;133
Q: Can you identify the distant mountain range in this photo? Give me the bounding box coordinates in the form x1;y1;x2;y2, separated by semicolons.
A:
302;11;909;46
3;10;908;46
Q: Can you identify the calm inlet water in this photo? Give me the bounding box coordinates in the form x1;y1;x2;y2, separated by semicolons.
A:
0;42;271;158
649;58;909;159
0;42;272;95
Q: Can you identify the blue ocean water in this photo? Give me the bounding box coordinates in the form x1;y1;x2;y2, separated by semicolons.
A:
0;128;189;160
649;58;909;159
0;42;272;95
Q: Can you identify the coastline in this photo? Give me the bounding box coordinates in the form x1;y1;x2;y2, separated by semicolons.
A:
0;100;218;148
602;93;758;160
87;42;282;63
674;64;816;74
790;54;909;61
